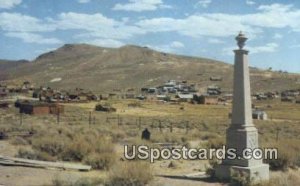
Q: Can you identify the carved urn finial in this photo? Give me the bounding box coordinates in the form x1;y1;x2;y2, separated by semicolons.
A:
235;31;248;49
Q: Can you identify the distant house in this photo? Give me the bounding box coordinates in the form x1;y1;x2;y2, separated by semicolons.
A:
125;93;135;99
281;96;294;102
207;86;221;95
141;88;149;92
156;95;169;101
194;95;218;105
252;110;268;120
255;93;268;100
136;95;146;100
177;94;193;102
165;80;177;86
222;93;233;102
19;101;64;115
147;88;157;94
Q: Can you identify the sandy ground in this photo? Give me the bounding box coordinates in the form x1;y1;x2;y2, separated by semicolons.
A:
0;166;103;186
0;140;298;186
0;140;225;186
0;140;104;186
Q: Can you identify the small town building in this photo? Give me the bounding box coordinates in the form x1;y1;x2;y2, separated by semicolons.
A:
19;101;64;115
156;94;169;101
194;95;218;105
147;88;157;94
281;96;294;102
177;94;193;102
207;85;221;95
124;93;135;99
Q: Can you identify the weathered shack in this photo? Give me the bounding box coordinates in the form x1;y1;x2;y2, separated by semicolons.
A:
19;101;64;115
281;96;294;102
207;86;221;95
176;94;193;102
194;95;218;105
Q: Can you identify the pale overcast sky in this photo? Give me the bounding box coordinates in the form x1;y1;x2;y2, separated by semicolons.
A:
0;0;300;72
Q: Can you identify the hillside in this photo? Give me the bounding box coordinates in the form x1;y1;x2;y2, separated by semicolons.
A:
0;59;29;81
1;44;300;93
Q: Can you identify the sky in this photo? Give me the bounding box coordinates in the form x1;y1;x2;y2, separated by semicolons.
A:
0;0;300;73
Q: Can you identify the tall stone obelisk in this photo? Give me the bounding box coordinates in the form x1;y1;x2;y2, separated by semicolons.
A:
215;32;269;182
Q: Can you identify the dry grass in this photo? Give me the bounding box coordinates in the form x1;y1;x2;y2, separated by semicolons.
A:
107;161;153;186
0;98;300;185
257;171;300;186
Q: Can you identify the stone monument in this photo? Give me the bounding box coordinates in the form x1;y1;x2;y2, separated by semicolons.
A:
215;32;269;182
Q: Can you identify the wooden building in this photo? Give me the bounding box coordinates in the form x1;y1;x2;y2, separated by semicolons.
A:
194;95;218;105
19;101;64;115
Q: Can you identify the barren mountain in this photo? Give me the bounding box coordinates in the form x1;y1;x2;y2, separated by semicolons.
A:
1;44;299;93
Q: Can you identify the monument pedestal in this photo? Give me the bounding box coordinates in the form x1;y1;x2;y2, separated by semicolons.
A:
215;163;269;183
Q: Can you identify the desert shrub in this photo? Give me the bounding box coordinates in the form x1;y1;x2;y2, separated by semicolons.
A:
107;161;153;186
84;152;115;170
230;169;252;186
256;171;300;186
62;137;93;161
205;158;219;179
200;132;220;141
52;178;71;186
73;178;104;186
11;136;28;145
32;136;65;157
205;136;225;149
111;130;127;142
17;147;56;161
264;139;300;171
17;148;38;160
128;102;142;108
150;133;186;144
61;134;115;170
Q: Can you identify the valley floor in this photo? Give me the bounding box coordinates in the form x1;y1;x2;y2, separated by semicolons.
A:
0;98;299;185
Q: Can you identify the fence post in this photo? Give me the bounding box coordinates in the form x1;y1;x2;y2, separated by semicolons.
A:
186;121;189;134
276;127;280;142
20;112;23;125
57;110;60;124
159;120;162;133
139;117;141;130
89;111;92;125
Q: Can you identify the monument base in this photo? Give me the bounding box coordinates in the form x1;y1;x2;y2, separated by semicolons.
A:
215;163;269;183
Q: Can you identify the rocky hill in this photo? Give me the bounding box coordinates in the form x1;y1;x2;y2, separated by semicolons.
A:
1;44;299;93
